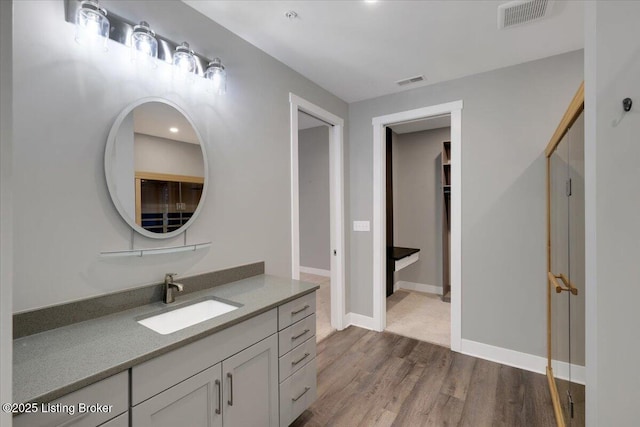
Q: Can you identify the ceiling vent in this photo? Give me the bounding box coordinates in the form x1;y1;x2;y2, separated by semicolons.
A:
395;75;425;86
498;0;554;29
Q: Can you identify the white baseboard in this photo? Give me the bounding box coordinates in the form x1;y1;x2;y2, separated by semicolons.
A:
460;339;585;385
345;312;377;331
394;280;442;295
551;359;586;385
299;266;330;277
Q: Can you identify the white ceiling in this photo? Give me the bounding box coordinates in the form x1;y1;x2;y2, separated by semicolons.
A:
390;114;451;134
183;0;584;103
133;102;200;145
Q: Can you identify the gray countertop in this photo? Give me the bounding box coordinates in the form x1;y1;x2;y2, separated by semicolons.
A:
13;274;318;405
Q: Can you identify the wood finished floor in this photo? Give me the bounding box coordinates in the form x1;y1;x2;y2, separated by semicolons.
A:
291;326;563;427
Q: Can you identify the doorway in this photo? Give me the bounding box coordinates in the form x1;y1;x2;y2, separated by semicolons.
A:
298;111;333;341
384;118;452;347
290;93;346;334
372;100;463;351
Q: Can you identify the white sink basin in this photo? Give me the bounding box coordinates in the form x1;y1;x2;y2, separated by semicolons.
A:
138;298;240;335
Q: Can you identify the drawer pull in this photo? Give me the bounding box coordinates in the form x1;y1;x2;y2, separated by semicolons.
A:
291;352;311;366
291;305;310;316
215;379;221;414
291;329;310;341
227;373;233;406
292;386;311;402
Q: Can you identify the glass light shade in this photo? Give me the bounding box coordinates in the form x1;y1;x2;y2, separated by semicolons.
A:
131;21;158;66
204;58;227;95
173;42;196;77
75;0;110;50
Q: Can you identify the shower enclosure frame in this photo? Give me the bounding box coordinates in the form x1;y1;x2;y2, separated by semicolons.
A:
545;82;584;427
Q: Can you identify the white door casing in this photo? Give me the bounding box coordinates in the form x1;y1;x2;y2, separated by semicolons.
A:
290;94;346;331
372;100;463;351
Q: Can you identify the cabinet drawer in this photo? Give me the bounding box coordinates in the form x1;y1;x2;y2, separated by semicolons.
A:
13;371;128;427
278;314;316;356
278;293;316;330
278;336;316;382
279;359;317;427
132;308;277;405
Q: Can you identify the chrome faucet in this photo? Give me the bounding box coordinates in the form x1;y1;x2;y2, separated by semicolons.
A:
164;273;184;304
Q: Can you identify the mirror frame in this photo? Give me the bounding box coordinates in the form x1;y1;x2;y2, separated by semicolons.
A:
105;97;209;239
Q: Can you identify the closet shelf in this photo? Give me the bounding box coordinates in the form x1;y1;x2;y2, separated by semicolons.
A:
100;242;211;258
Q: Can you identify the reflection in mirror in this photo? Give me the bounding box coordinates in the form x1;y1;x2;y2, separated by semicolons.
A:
106;100;207;239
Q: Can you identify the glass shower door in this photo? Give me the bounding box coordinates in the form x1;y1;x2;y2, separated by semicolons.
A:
550;126;571;422
567;112;585;424
549;111;585;426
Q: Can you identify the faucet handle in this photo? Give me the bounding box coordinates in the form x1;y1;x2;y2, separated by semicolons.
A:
165;273;178;282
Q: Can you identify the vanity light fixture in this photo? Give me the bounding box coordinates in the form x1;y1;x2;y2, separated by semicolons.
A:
65;0;227;93
173;42;197;76
131;21;158;66
74;0;110;50
204;58;227;95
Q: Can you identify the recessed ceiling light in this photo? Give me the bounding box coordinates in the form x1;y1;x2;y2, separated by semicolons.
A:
364;0;378;3
169;127;179;133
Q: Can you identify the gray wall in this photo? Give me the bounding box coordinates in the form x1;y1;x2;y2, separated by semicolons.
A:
134;134;205;177
585;2;640;424
298;126;330;271
348;50;584;358
12;0;347;312
393;128;450;289
0;0;13;418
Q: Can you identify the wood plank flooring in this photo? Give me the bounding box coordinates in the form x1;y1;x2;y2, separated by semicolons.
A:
291;326;569;427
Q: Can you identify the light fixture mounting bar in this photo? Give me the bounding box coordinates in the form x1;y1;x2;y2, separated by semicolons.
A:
64;0;216;75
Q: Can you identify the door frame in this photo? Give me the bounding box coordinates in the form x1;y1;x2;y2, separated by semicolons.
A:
372;100;463;351
290;93;346;330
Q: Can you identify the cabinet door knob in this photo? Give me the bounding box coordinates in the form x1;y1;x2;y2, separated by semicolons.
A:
227;372;233;406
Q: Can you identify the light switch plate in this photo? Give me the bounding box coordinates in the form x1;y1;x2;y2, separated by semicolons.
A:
353;221;370;232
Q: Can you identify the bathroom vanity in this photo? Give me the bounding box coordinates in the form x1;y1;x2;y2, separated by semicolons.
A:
13;96;320;426
13;273;318;427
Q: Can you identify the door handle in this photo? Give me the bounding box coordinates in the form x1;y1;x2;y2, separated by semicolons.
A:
548;272;578;295
292;386;311;402
227;372;233;406
291;352;310;366
215;379;221;414
291;305;310;316
291;329;310;341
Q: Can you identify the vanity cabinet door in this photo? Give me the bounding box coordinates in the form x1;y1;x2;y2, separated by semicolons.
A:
132;363;222;427
13;371;128;427
222;334;279;427
100;412;129;427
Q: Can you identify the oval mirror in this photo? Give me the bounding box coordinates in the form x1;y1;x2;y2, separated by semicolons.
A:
105;99;208;239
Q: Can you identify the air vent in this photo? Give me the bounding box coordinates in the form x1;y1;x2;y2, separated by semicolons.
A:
395;75;425;86
498;0;554;29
